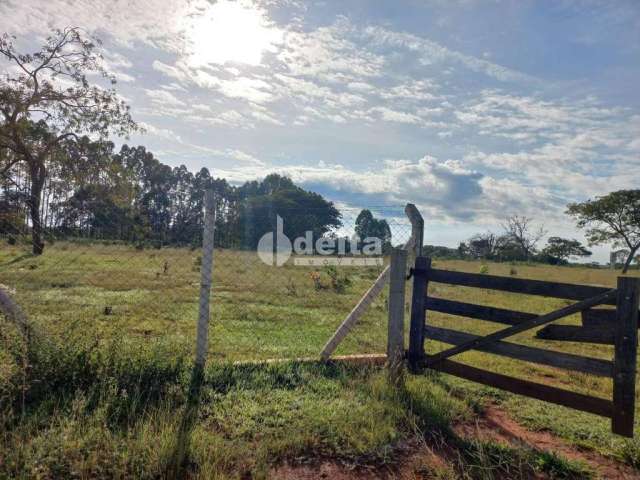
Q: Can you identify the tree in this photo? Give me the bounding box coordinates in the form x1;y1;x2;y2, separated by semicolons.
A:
237;174;341;249
541;237;591;263
355;209;392;248
0;28;137;254
567;190;640;273
502;215;546;260
467;232;498;259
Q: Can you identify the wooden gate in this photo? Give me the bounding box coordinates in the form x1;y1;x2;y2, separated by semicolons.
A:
407;256;640;437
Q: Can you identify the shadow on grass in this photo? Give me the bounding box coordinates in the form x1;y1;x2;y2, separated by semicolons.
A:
166;362;205;479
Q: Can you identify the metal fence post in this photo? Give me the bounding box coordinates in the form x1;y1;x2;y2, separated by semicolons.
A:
195;190;216;369
387;248;407;386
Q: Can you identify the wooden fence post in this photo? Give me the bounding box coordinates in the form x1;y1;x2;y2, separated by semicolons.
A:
387;248;408;385
408;256;430;372
195;190;216;369
612;276;640;437
404;203;423;259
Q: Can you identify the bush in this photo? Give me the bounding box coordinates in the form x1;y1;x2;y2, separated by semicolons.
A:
324;266;352;293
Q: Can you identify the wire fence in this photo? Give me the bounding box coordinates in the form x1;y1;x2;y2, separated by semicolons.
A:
0;202;416;362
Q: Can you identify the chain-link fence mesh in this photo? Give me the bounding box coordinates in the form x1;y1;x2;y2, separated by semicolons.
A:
1;202;415;362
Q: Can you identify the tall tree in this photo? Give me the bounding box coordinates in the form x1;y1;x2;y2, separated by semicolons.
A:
502;215;546;260
0;27;137;253
237;174;341;248
567;190;640;273
354;209;391;248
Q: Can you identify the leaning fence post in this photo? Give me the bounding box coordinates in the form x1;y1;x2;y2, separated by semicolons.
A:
0;286;29;338
195;190;216;369
612;276;640;437
387;248;408;385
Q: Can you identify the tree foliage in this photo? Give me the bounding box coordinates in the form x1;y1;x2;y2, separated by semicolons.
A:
235;174;342;249
567;190;640;273
354;209;391;247
541;237;591;264
0;27;137;253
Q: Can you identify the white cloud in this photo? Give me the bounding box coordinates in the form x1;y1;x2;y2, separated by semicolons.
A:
215;77;275;104
277;18;385;79
362;26;537;84
144;88;186;107
214;154;489;221
371;107;423;125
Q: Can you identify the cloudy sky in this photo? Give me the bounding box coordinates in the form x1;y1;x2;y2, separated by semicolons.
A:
1;0;639;261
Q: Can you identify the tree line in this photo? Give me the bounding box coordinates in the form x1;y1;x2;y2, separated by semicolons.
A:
426;190;640;274
452;215;593;265
0;137;342;249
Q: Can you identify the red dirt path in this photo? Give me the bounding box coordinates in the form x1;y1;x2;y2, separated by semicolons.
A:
271;404;639;479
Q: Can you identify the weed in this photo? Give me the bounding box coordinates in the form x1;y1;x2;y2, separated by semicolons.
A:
619;438;640;468
324;265;352;293
285;277;298;297
309;270;325;290
533;450;593;479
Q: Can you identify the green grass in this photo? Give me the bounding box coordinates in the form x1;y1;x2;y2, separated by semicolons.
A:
1;242;639;477
0;323;594;479
0;320;471;478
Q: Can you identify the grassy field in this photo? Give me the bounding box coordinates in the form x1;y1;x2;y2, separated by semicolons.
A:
1;242;639;478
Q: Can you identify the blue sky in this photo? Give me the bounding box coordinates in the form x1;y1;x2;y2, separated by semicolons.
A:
1;0;639;262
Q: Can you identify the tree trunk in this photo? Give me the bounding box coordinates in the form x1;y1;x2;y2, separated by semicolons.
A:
28;161;46;255
622;246;638;274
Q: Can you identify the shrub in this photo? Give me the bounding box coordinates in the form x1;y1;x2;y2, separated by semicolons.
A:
324;266;352;293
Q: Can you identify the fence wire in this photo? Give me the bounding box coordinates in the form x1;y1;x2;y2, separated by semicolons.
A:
0;204;413;362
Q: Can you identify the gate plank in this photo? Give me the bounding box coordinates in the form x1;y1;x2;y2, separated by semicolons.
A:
426;297;536;325
425;326;613;377
429;359;613;418
423;289;617;367
536;325;615;344
428;269;616;305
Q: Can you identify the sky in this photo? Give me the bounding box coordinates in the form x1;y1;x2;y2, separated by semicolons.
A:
1;0;639;262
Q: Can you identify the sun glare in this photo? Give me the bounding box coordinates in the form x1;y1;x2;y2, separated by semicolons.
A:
187;0;282;67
